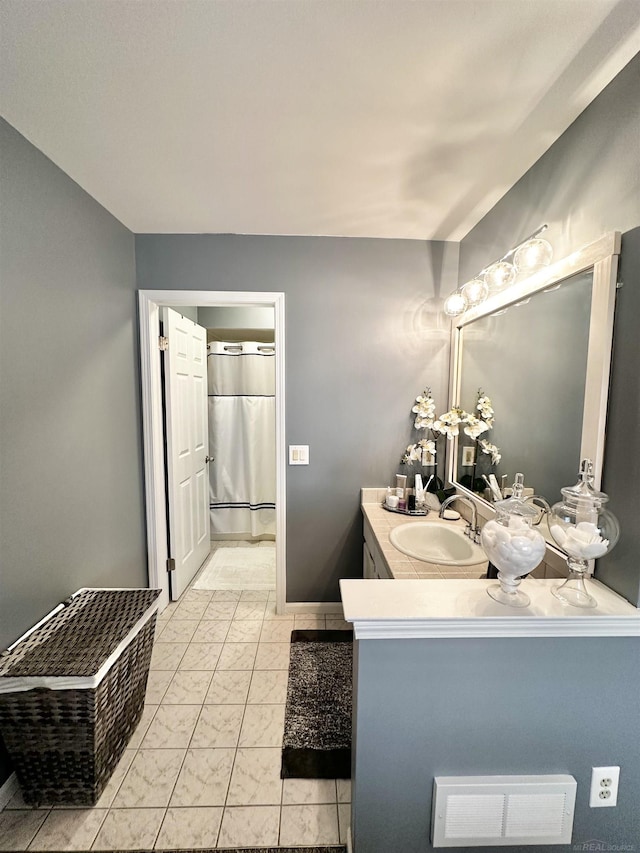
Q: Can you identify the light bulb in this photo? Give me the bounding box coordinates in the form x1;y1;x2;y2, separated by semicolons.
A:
484;261;516;291
443;290;468;317
514;238;553;273
461;277;489;307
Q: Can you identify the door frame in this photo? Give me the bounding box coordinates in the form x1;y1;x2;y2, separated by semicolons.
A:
138;290;286;613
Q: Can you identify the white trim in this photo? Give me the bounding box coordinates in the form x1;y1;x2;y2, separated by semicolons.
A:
346;827;354;853
0;773;18;812
138;291;286;613
351;616;640;640
340;577;639;641
582;252;618;488
139;293;168;610
284;602;345;615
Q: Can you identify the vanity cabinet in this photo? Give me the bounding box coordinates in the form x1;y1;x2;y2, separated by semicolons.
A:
363;542;376;579
363;517;391;579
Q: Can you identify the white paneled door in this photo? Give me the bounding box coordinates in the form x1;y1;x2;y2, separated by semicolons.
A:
163;307;210;599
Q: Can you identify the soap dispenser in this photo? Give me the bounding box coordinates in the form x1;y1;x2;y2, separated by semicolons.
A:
480;473;546;607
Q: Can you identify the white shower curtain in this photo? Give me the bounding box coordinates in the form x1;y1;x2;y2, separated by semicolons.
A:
207;341;276;538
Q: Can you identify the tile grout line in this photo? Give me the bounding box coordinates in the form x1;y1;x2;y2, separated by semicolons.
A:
210;587;237;849
119;577;212;850
157;588;222;850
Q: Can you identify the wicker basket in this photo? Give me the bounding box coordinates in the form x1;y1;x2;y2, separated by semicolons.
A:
0;588;160;806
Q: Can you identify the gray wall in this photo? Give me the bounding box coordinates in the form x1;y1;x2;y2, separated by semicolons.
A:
0;118;148;651
170;305;199;323
459;53;640;606
352;636;640;853
197;305;275;329
136;235;456;602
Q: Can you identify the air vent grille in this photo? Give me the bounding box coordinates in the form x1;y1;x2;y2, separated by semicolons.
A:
505;793;568;837
432;775;576;847
445;794;505;838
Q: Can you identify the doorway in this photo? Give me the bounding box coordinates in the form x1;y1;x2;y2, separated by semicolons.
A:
138;290;286;615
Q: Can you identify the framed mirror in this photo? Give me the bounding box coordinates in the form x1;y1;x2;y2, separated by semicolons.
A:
447;232;620;530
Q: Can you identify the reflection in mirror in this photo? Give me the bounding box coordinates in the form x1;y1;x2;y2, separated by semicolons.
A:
457;269;592;503
449;232;620;542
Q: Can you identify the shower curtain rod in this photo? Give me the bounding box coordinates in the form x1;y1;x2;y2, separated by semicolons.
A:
219;344;275;353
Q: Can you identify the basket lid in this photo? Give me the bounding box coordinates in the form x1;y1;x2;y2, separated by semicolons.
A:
0;589;160;679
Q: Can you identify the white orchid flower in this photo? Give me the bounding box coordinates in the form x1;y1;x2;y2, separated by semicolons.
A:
414;415;433;430
433;407;465;439
463;415;490;439
411;392;436;428
479;439;501;464
476;392;495;426
403;439;436;466
433;419;460;439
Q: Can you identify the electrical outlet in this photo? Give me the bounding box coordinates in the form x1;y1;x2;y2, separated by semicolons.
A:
589;766;620;807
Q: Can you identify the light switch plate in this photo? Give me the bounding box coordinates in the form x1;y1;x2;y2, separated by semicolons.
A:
289;445;309;465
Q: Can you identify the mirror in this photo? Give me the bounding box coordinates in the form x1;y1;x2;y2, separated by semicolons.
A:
448;233;620;523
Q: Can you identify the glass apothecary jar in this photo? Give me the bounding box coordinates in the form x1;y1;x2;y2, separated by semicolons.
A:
480;473;546;607
549;459;620;608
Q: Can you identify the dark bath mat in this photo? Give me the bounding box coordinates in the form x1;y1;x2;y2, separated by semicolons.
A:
281;629;353;779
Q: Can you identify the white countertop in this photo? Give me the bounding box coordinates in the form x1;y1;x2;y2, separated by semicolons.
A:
340;577;640;639
352;488;639;639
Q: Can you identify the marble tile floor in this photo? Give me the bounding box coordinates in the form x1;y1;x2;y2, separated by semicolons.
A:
0;544;351;851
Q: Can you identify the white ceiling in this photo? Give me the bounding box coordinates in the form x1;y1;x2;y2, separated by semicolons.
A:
1;0;639;239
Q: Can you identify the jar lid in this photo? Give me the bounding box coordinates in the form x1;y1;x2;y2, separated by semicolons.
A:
493;473;539;521
560;459;609;508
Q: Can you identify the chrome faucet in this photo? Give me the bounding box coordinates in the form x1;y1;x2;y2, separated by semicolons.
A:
439;495;480;542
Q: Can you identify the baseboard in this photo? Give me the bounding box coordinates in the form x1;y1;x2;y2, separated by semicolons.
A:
209;534;276;542
284;601;344;615
0;773;18;811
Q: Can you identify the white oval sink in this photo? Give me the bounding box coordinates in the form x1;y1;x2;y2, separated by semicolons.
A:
389;521;485;566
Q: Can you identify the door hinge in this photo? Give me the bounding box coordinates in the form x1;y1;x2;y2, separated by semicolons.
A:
166;558;176;573
159;336;169;351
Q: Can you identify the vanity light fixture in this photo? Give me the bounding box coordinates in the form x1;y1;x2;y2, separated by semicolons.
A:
443;289;468;317
461;277;489;307
484;260;517;292
514;236;553;273
442;223;551;318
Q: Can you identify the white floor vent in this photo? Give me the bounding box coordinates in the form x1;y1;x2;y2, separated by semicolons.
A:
431;775;577;847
